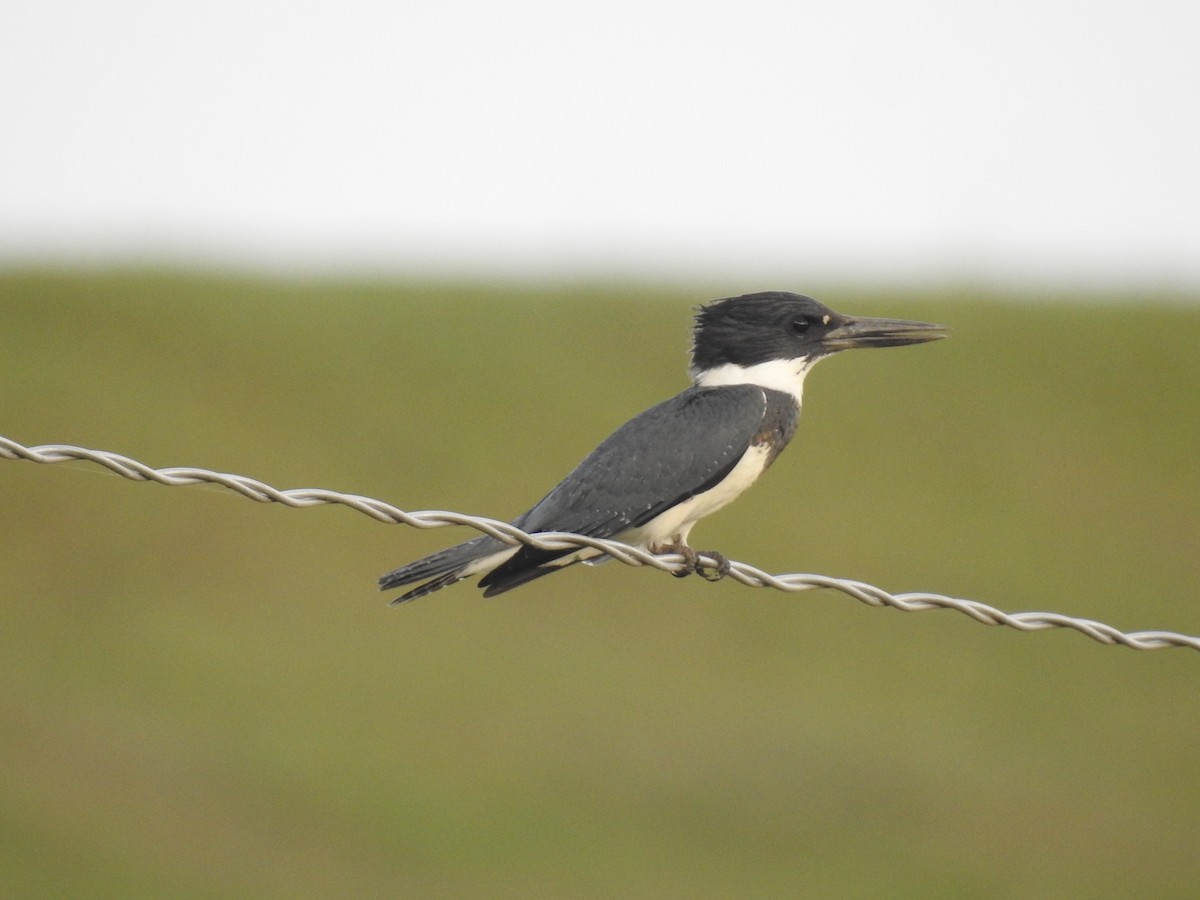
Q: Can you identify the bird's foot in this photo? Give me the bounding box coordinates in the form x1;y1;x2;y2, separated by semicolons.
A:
663;543;731;581
668;544;698;578
694;550;731;582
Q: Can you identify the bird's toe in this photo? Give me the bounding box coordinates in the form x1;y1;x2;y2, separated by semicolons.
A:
695;550;731;582
663;543;699;578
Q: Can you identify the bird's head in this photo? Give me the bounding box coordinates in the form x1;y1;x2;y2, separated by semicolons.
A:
689;291;947;396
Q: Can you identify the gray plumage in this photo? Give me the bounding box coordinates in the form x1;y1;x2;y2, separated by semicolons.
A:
379;384;797;601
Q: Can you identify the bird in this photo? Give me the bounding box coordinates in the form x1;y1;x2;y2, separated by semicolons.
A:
379;291;946;602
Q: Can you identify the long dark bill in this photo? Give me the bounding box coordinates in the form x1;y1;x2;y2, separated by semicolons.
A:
823;316;948;350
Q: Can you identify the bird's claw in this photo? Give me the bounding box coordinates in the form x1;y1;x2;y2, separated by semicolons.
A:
695;551;731;581
666;544;730;581
670;544;698;578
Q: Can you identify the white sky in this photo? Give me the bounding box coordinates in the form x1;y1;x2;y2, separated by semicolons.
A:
2;0;1198;286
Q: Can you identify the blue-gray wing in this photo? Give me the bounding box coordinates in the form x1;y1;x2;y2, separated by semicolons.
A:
516;384;770;536
477;384;777;594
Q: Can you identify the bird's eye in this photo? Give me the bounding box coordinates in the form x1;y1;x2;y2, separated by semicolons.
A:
787;315;820;336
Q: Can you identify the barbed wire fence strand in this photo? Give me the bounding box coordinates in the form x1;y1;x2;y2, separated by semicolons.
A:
3;434;1197;652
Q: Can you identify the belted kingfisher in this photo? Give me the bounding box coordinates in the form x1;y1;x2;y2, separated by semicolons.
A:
379;291;945;602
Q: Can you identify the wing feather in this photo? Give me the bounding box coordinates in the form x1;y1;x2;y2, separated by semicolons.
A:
523;384;768;535
478;385;769;592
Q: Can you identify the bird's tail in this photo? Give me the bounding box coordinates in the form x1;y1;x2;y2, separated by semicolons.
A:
378;535;511;603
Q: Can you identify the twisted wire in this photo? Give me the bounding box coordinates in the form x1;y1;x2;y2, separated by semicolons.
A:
3;434;1197;652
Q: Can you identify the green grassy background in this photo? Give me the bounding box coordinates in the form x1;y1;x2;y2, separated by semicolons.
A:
2;270;1198;897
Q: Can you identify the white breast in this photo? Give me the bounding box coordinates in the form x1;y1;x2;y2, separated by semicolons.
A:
624;441;775;551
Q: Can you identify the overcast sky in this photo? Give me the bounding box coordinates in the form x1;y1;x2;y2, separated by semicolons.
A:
3;0;1198;287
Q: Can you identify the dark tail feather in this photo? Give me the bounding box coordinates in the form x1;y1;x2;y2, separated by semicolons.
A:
389;571;468;604
476;544;579;597
378;535;506;601
479;563;569;598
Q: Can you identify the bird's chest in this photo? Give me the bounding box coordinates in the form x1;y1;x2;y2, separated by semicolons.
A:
635;442;776;545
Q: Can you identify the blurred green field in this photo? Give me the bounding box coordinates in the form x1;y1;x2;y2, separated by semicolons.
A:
2;270;1198;898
